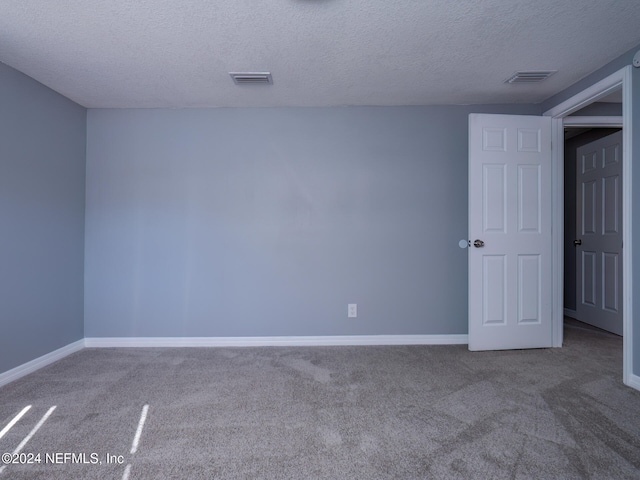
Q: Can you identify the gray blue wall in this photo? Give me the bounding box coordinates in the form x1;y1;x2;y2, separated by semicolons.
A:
0;62;86;373
542;43;640;377
84;105;537;338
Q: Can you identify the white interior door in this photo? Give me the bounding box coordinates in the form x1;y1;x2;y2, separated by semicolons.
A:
468;114;552;351
575;131;623;335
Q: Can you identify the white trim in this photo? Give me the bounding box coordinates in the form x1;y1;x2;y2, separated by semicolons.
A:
84;334;469;348
0;340;85;388
563;308;577;319
544;65;633;388
628;374;640;392
563;116;622;128
621;66;634;389
545;72;626;117
622;65;640;390
551;116;564;348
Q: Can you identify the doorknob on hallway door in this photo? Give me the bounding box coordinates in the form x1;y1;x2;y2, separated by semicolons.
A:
473;239;484;248
573;239;582;246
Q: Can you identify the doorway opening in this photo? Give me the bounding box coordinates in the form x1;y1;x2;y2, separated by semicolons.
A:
544;66;634;388
563;95;622;335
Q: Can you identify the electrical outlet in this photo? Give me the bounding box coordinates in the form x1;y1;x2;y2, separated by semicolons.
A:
348;304;357;318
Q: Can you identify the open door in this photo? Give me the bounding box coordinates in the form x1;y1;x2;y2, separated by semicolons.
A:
575;130;623;335
468;114;553;351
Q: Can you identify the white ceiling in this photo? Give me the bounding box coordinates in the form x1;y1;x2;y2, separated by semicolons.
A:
0;0;639;109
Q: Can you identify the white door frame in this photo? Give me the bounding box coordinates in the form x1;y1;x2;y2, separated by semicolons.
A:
544;65;633;387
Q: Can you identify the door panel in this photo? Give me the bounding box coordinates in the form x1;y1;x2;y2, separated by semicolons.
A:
483;165;507;232
581;251;597;306
582;180;597;234
518;254;541;324
602;252;619;312
483;255;507;325
518;165;541;232
603;174;619;234
575;131;623;335
468;114;552;351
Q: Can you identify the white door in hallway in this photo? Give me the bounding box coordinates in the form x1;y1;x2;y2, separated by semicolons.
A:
468;114;553;351
575;131;623;335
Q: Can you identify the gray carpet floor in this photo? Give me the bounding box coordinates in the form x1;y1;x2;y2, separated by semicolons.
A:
1;320;639;479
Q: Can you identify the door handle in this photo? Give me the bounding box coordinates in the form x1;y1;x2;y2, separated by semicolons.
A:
573;239;582;246
473;239;485;248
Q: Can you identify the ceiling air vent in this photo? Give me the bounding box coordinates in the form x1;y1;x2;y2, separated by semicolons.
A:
229;72;273;85
504;70;557;84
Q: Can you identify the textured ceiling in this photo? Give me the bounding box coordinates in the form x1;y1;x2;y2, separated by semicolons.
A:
0;1;639;108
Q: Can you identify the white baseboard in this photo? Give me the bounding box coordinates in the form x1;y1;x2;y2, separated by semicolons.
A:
84;334;469;348
627;373;640;392
0;340;85;388
563;308;577;319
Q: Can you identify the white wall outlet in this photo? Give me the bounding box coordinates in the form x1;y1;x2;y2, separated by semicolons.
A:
348;304;357;318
